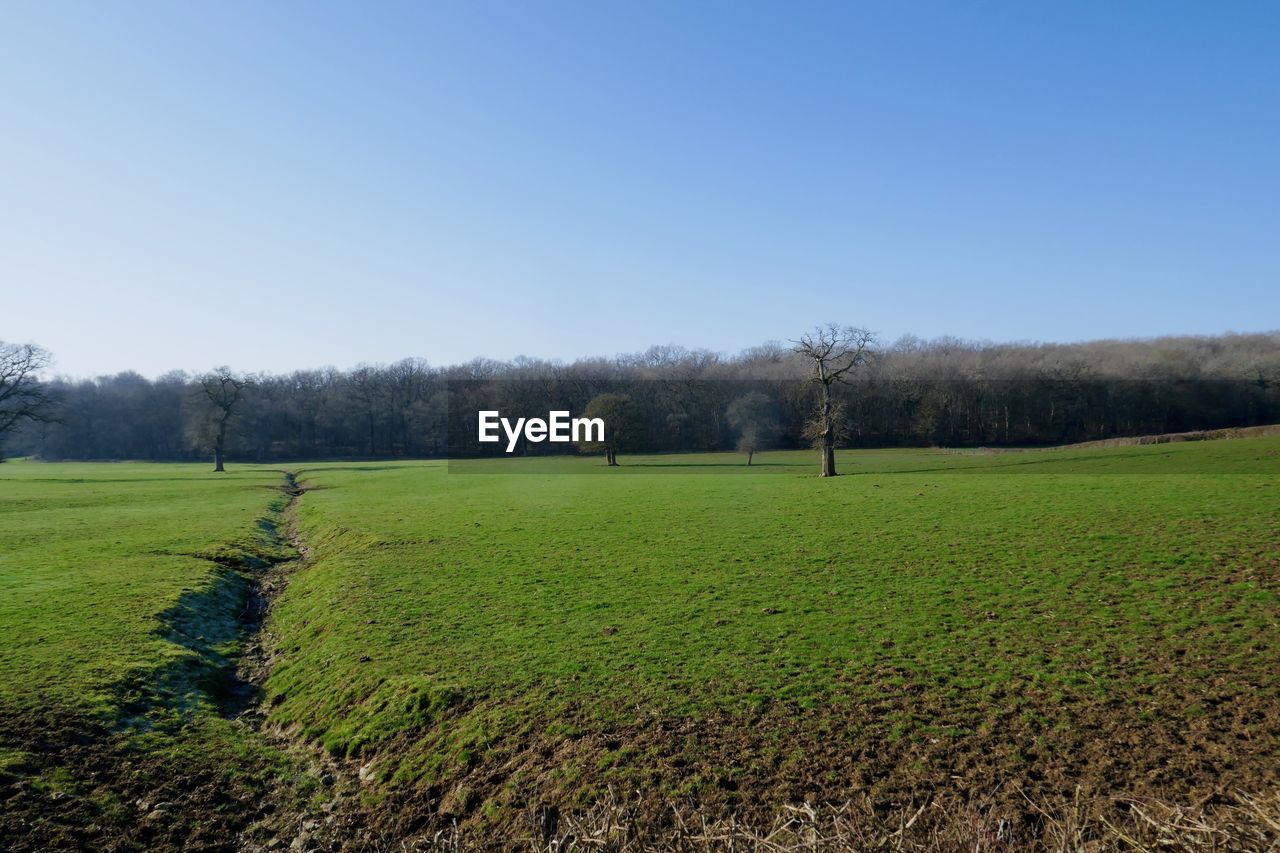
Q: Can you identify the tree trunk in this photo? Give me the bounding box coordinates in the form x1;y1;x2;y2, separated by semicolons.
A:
214;415;229;472
747;448;753;466
820;437;836;477
819;382;837;476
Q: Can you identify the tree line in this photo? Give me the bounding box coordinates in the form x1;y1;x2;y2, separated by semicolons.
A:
2;330;1278;468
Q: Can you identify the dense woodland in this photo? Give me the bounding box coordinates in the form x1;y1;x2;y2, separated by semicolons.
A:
5;331;1280;462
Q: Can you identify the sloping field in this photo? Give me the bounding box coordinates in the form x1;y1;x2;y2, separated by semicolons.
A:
1;440;1278;849
269;440;1280;843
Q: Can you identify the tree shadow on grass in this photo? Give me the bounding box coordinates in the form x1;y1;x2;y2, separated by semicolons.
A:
627;462;805;468
292;464;410;474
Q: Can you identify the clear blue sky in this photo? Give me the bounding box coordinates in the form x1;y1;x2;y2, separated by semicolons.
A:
2;1;1277;378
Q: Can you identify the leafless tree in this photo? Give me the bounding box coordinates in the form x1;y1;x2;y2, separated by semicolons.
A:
726;391;779;466
198;368;252;472
792;324;877;476
0;342;57;460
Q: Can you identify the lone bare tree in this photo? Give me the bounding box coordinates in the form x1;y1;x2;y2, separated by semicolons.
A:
793;324;877;476
726;391;779;466
0;342;57;461
198;368;252;472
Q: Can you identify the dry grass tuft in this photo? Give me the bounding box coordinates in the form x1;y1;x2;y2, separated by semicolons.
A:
398;787;1280;851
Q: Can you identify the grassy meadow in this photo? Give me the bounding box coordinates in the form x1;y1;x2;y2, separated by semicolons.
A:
0;462;317;849
1;439;1278;846
0;463;287;717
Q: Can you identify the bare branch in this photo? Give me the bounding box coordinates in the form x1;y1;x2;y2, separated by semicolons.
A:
791;324;877;386
0;342;58;452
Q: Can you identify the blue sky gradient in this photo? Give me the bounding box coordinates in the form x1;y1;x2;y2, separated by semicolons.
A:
2;1;1277;377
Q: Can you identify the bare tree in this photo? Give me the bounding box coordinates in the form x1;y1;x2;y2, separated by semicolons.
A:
0;342;57;460
198;368;252;472
726;391;779;466
792;324;877;476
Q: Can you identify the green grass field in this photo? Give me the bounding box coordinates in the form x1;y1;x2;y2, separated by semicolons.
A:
0;463;287;718
0;463;317;849
2;439;1278;847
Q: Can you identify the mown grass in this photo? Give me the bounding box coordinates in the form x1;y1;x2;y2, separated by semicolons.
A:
266;439;1280;831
